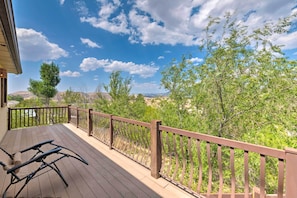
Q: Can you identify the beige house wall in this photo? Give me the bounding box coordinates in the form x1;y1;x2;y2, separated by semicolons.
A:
0;0;22;142
0;106;7;142
0;76;7;141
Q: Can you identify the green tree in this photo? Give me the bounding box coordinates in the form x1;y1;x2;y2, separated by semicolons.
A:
94;71;132;117
130;94;147;120
161;13;297;193
195;13;297;138
160;56;197;129
142;105;160;122
16;98;43;108
94;72;151;120
62;87;83;106
8;95;24;102
161;13;297;139
28;62;60;106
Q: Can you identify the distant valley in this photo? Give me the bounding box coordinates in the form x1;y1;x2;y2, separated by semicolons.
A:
8;91;169;103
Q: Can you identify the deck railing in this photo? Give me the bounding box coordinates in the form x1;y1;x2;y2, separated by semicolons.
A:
68;106;152;169
8;106;297;198
158;125;286;198
8;106;68;130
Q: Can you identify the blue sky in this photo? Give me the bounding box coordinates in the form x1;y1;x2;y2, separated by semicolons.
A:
9;0;297;94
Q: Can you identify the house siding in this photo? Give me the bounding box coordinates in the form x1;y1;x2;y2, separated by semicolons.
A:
0;106;7;142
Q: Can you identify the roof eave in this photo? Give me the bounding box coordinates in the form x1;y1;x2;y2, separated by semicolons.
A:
0;0;22;74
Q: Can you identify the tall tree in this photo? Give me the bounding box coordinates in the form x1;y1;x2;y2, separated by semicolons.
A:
28;62;60;106
161;56;197;129
130;94;147;120
161;13;297;192
62;87;83;106
196;13;297;138
161;13;297;139
94;71;132;117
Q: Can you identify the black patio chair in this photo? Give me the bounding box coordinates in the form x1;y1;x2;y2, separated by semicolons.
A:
0;140;88;198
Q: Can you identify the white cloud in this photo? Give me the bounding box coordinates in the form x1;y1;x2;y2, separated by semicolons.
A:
131;81;165;94
98;2;117;17
78;0;297;49
80;0;129;34
59;0;65;5
16;28;68;61
75;1;89;16
79;57;159;78
189;57;203;64
60;70;81;77
80;38;101;48
80;12;129;34
275;31;297;50
128;9;196;45
158;56;164;60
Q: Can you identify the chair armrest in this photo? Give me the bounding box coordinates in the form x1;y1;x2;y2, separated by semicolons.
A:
0;161;5;167
0;147;13;159
20;140;55;153
7;147;61;174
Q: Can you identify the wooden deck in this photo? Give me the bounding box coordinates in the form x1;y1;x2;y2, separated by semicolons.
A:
0;124;196;198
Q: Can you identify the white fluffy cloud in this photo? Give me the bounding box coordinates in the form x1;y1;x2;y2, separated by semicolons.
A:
79;0;129;34
79;57;159;78
78;0;297;49
275;31;297;50
131;81;165;94
80;12;129;34
60;70;81;77
75;1;89;16
80;38;101;48
59;0;65;5
189;57;203;64
16;28;68;61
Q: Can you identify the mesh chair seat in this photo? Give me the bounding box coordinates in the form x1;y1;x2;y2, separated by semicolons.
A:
0;140;88;198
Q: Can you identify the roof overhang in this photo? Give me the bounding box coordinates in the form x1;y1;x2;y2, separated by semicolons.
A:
0;0;22;74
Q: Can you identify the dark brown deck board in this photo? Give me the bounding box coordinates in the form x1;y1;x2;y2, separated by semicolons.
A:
0;124;161;198
1;124;195;198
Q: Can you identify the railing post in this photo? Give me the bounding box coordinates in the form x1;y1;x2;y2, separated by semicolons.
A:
67;105;71;123
151;120;162;179
88;108;93;136
76;107;79;128
7;108;11;130
285;148;297;198
109;114;113;150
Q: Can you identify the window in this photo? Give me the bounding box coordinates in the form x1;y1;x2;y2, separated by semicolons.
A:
0;68;7;107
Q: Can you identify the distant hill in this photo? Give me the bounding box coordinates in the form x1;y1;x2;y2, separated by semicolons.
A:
8;91;168;105
142;92;169;98
8;91;111;101
9;91;168;99
9;91;36;99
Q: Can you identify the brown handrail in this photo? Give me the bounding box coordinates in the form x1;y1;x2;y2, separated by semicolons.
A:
8;106;68;129
159;125;285;159
8;106;297;197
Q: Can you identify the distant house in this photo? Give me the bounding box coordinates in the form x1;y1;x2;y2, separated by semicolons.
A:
0;0;22;141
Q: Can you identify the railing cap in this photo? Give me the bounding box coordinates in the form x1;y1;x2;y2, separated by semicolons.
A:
285;147;297;155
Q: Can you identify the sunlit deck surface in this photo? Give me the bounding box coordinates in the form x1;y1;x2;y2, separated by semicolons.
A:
0;124;195;198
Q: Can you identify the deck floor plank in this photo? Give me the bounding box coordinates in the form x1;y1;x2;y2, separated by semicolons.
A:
14;129;29;198
1;124;195;198
0;129;16;195
54;125;116;198
27;127;43;198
